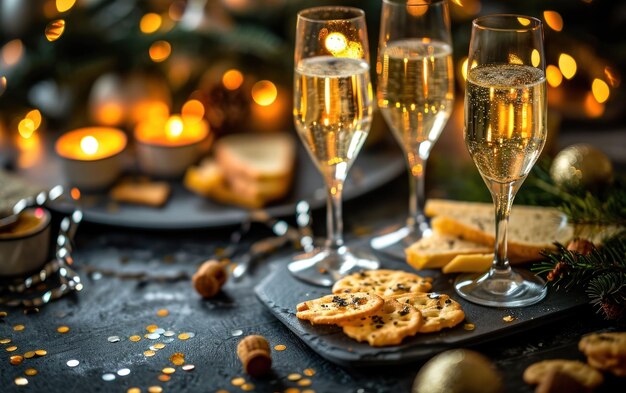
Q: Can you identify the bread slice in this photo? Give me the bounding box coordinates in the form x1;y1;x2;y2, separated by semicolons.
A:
442;254;493;274
425;199;574;261
110;180;170;207
214;133;295;181
406;233;491;270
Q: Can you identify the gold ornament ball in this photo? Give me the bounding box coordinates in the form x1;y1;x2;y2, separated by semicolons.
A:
550;144;613;191
412;349;503;393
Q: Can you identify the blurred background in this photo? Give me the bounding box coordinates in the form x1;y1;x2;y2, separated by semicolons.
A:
0;0;624;195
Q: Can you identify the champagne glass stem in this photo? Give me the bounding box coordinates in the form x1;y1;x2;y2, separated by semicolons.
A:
407;154;427;231
325;181;345;251
490;182;516;274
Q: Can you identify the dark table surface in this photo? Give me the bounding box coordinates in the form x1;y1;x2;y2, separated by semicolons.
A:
1;149;625;392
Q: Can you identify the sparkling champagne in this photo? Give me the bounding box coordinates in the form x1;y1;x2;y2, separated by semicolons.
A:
294;56;373;183
378;40;454;160
465;64;546;184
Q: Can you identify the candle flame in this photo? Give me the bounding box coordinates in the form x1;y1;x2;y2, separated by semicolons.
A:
165;116;184;139
80;135;99;155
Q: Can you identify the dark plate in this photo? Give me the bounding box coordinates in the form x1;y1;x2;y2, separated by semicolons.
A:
255;259;588;367
16;138;404;229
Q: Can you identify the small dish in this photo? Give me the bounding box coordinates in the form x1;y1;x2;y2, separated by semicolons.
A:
0;208;51;276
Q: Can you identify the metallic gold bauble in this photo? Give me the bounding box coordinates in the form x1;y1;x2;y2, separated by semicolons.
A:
550;144;613;191
412;349;503;393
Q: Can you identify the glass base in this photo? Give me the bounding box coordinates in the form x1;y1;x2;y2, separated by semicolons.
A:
288;246;380;287
454;267;547;307
370;222;432;260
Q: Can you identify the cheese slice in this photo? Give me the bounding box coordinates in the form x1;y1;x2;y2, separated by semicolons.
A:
406;233;491;270
442;254;493;274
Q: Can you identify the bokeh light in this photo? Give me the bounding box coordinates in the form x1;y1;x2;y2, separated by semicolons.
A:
149;41;172;62
591;79;610;103
546;65;563;88
140;13;162;34
543;11;563;32
222;69;244;90
558;53;577;79
251;80;277;106
45;19;66;42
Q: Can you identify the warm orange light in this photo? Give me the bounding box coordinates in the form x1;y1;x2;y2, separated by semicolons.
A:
94;102;125;126
70;188;81;200
531;49;541;68
0;76;6;96
604;66;620;88
508;53;523;65
80;135;99;155
56;0;76;12
461;57;469;81
558;53;577;79
45;19;66;42
149;41;171;62
517;17;531;26
546;65;563;88
406;0;429;17
18;118;36;139
2;39;24;66
252;81;278;106
591;79;610;104
25;109;42;130
169;1;185;21
584;91;604;118
16;133;43;169
325;32;348;54
165;116;184;140
182;100;205;124
222;69;244;90
543;11;563;32
140;13;162;34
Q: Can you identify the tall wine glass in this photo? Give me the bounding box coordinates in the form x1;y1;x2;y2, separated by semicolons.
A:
370;0;455;257
288;7;379;286
455;15;548;307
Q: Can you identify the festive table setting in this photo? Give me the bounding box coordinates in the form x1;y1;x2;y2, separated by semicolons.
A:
1;1;625;392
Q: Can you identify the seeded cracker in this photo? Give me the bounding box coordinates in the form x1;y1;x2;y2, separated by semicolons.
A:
296;292;383;325
332;269;432;297
340;298;422;347
392;293;465;333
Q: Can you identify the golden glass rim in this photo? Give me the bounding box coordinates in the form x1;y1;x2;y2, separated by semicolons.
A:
382;0;447;8
473;14;542;32
297;6;365;23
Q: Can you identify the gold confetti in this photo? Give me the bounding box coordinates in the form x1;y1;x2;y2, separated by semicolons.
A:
288;373;302;381
45;19;66;42
231;377;246;386
463;323;476;331
0;311;7;317
6;346;18;352
35;350;47;356
241;383;255;391
127;388;141;393
284;389;300;393
148;387;162;393
158;374;170;382
24;351;36;359
24;368;38;376
274;344;287;351
157;309;169;317
302;390;316;393
57;326;70;333
13;324;25;331
503;315;516;322
154;343;166;350
146;324;159;333
298;379;312;387
170;353;185;366
10;355;24;365
162;367;175;375
178;333;190;340
15;377;28;386
216;390;230;393
303;368;316;377
144;350;156;357
0;338;11;344
129;335;142;342
182;364;195;371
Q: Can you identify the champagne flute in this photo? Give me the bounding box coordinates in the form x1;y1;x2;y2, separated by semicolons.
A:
288;6;379;286
455;15;548;307
370;0;455;257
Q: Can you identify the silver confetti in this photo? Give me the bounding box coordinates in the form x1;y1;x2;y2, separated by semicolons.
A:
149;345;159;351
147;333;160;340
182;364;195;371
154;328;165;334
66;359;79;367
162;338;174;343
117;368;130;376
230;329;243;337
163;331;175;337
186;332;196;338
107;336;121;343
102;373;116;381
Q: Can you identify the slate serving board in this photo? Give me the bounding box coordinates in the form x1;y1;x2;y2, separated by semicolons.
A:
255;259;589;367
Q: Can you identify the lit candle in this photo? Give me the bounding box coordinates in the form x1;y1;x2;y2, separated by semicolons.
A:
134;114;210;177
55;127;127;190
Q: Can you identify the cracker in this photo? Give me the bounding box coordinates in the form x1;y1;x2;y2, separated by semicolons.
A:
340;298;422;347
523;360;603;389
392;293;465;333
579;332;626;359
296;292;383;325
332;269;432;297
110;181;170;207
